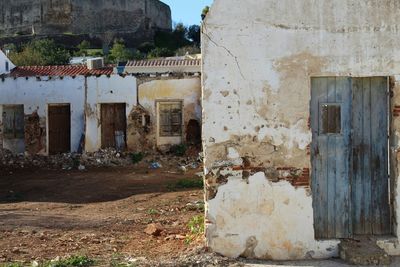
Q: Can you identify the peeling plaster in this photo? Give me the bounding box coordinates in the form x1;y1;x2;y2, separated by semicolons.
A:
203;0;400;260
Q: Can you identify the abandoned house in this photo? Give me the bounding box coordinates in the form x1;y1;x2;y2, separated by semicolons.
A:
0;49;14;75
202;0;400;261
0;62;136;155
0;58;202;155
122;58;202;151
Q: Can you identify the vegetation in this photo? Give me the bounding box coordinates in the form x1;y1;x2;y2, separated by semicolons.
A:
201;6;210;20
74;40;91;56
185;215;205;244
45;255;94;267
167;178;204;191
2;256;95;267
5;8;205;66
147;208;160;215
169;144;187;157
8;39;70;66
1;263;23;267
129;152;144;164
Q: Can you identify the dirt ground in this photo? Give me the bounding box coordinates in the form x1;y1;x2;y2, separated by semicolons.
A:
0;164;205;266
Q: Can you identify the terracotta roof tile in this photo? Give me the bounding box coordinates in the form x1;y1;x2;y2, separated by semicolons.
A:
10;65;114;77
126;58;201;67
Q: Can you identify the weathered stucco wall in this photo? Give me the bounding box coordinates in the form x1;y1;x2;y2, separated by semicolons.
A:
203;0;400;260
85;75;137;152
0;75;138;154
132;77;201;151
0;76;85;154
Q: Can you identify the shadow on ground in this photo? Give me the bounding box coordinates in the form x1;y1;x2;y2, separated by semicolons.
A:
0;167;201;204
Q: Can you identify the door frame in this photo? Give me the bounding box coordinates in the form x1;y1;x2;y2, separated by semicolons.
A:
47;103;71;155
99;102;127;150
155;99;184;147
310;76;393;239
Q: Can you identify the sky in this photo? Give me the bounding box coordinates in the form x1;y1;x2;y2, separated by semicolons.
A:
161;0;214;26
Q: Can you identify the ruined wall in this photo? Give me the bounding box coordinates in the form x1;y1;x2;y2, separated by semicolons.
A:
85;75;137;152
0;0;171;44
0;76;85;155
132;77;202;151
203;0;400;260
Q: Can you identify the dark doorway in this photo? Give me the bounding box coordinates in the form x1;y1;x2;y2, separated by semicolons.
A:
48;104;71;155
186;119;201;145
101;103;126;150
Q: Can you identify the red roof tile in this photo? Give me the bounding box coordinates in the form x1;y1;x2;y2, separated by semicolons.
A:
10;65;114;77
126;58;201;67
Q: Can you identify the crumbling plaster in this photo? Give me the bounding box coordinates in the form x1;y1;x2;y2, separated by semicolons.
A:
134;77;201;150
85;75;137;152
203;0;400;260
0;76;85;154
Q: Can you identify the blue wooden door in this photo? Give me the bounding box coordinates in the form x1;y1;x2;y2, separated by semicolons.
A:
311;77;390;239
311;77;352;239
352;77;390;235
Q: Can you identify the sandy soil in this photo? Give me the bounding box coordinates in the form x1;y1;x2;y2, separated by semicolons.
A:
0;166;204;265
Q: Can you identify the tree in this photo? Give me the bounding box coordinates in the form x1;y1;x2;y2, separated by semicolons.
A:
74;40;91;56
201;6;210;20
147;47;174;58
154;23;191;52
9;39;70;66
108;39;134;63
175;46;200;56
187;25;201;47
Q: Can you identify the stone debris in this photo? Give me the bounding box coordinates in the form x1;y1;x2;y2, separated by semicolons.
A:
0;147;202;173
339;238;392;266
138;247;241;267
144;223;164;236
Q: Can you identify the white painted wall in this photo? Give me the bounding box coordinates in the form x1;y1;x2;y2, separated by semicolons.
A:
0;76;85;154
0;75;137;154
85;75;137;152
0;50;15;75
203;0;400;260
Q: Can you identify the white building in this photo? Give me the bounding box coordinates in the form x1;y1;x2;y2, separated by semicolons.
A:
0;64;137;155
0;49;15;75
202;0;400;261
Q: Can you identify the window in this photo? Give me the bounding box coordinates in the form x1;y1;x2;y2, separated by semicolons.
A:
320;104;341;134
5;61;9;72
159;102;182;137
2;105;25;139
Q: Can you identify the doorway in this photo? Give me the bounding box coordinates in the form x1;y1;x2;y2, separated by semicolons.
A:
311;77;390;239
48;104;71;155
100;103;127;150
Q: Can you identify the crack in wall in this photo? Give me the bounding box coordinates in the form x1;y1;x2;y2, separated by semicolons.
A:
202;28;246;80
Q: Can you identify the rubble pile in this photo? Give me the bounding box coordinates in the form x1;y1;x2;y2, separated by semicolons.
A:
0;147;203;173
137;247;241;267
0;148;133;172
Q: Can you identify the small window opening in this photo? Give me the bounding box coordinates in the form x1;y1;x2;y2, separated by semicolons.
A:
320;104;341;134
5;61;9;72
159;102;182;137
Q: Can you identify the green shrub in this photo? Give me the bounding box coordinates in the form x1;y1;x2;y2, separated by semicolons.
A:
47;255;94;267
129;152;144;164
175;178;203;189
169;144;187;157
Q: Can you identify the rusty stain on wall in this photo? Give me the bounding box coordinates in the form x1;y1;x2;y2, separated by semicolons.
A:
24;111;46;155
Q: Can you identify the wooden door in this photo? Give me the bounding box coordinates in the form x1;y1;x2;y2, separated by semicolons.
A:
101;103;126;150
2;105;25;139
311;77;390;239
352;77;390;235
311;77;352;239
48;105;71;155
